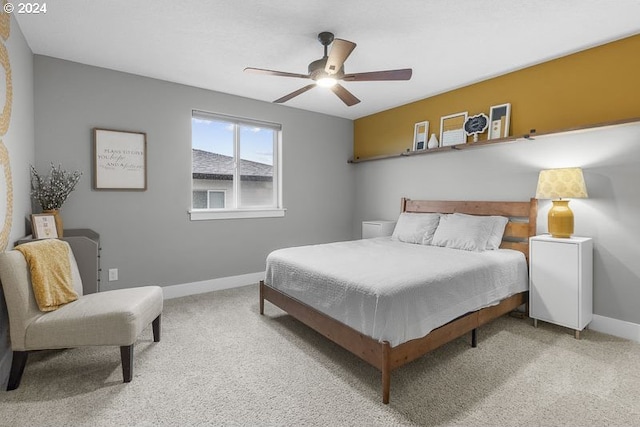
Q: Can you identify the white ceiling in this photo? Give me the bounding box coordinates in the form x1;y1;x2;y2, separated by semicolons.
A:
15;0;640;120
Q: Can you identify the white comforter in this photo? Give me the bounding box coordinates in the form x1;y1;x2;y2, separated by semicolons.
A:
265;237;528;347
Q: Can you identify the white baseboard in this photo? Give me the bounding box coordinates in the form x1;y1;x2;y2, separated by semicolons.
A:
162;271;264;300
590;314;640;343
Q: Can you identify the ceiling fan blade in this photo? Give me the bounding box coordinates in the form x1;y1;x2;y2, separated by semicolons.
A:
342;68;413;81
325;39;357;75
330;84;361;106
244;67;310;80
273;84;316;104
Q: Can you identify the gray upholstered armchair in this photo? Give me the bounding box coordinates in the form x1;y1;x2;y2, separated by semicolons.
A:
0;241;163;390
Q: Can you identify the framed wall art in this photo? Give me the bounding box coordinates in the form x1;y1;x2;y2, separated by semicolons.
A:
31;213;58;239
413;121;429;151
440;112;468;147
488;103;511;139
93;128;147;190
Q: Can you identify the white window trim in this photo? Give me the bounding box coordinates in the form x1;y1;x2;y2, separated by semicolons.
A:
189;208;286;220
190;110;284;220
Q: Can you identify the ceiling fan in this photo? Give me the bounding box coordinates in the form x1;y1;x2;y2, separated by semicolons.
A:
244;31;412;107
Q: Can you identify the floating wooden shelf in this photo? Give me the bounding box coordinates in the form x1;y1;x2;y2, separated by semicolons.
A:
348;117;640;164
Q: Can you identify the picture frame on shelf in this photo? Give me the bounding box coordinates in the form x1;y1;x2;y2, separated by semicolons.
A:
93;128;147;191
440;112;468;147
413;121;429;151
31;214;58;239
488;103;511;139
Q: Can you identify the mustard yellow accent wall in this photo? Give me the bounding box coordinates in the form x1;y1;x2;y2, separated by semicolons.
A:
354;33;640;160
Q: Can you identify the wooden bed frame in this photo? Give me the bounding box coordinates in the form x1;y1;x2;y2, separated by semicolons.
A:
260;198;538;404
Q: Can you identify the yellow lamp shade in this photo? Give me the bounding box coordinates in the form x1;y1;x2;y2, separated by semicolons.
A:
535;168;588;238
535;168;588;199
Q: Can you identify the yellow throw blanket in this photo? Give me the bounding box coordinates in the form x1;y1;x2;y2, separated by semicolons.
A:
16;239;78;312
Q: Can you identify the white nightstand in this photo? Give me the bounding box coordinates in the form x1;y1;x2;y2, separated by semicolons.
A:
529;235;593;339
362;220;396;239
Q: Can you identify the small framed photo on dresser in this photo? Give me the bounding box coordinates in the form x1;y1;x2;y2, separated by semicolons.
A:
31;214;58;239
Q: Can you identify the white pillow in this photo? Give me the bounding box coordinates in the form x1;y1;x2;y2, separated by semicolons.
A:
450;213;509;250
391;213;441;245
431;214;494;251
484;215;509;250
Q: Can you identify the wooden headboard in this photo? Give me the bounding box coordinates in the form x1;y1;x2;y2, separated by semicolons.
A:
401;198;538;261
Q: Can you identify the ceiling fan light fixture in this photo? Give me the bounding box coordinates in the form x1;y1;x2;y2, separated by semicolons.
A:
245;31;412;106
316;77;337;88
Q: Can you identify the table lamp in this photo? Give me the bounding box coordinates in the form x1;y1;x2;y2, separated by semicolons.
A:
535;167;588;238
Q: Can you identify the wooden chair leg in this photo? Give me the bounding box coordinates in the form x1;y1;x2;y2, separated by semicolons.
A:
7;351;28;391
120;345;133;383
152;314;161;342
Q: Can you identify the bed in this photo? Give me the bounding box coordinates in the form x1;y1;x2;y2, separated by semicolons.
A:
260;198;538;404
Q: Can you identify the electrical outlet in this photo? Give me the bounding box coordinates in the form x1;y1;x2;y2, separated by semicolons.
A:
108;268;118;281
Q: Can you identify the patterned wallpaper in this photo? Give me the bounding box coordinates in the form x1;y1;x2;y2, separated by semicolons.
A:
0;6;12;250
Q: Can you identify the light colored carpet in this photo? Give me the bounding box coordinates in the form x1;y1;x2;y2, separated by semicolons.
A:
1;284;639;426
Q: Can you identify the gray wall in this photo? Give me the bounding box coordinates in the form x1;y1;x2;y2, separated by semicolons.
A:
34;55;354;290
0;17;36;389
353;122;640;325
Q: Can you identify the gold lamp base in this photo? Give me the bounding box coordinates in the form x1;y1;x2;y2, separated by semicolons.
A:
548;199;574;238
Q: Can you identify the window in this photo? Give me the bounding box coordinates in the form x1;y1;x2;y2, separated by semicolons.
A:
192;190;225;209
190;110;284;220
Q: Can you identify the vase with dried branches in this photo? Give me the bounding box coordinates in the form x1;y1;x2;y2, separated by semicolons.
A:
30;163;82;237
